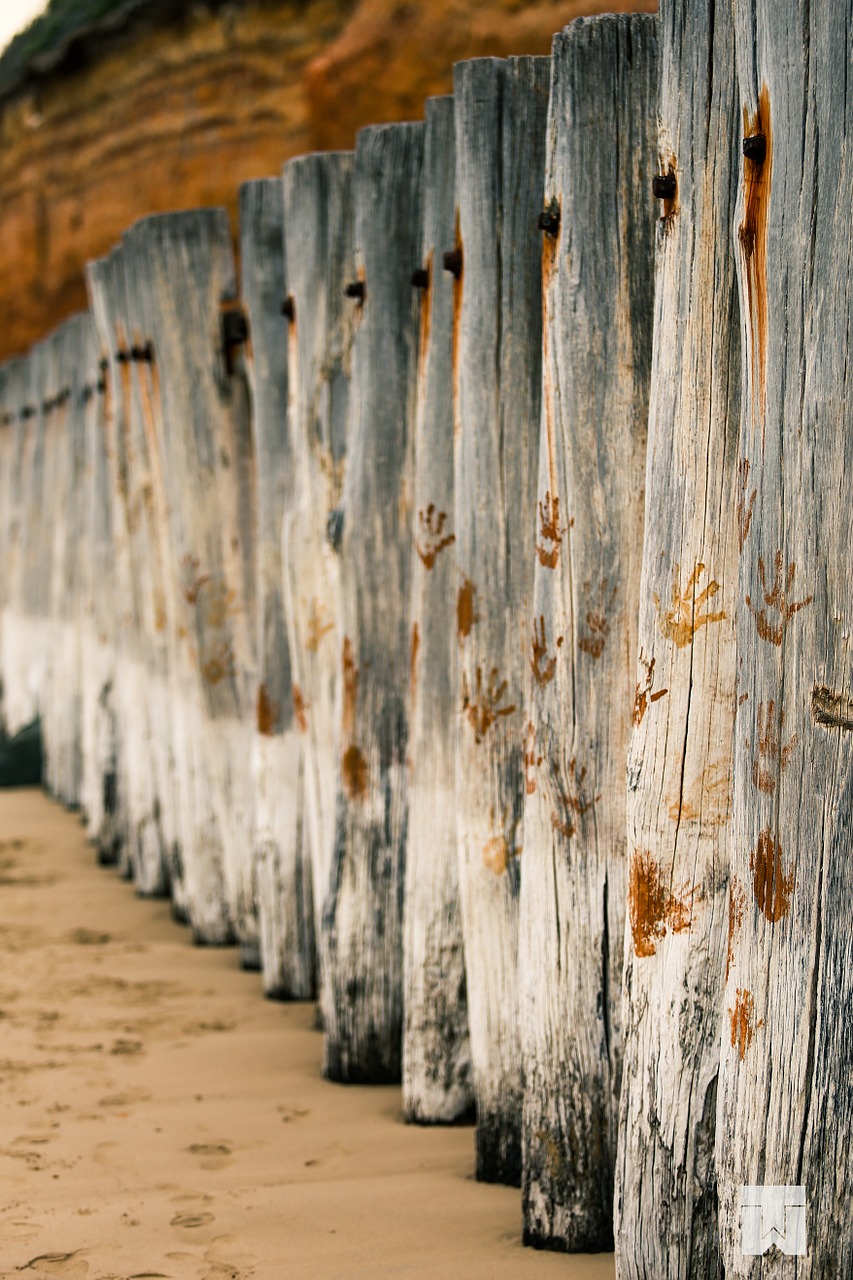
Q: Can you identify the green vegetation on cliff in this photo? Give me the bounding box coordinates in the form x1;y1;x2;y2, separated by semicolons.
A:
0;0;143;97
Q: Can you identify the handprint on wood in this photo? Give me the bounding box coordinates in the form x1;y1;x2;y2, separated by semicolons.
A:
180;553;210;605
536;492;564;569
746;552;812;646
750;699;797;794
549;758;599;839
201;641;236;686
461;665;516;744
306;597;334;653
578;578;618;659
530;615;558;687
632;650;668;725
737;457;757;552
654;562;726;648
415;503;455;570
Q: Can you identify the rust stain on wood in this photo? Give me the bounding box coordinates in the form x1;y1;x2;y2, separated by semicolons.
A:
737;458;757;552
205;580;238;628
536;492;562;569
256;683;279;736
306;598;334;652
456;575;478;642
633;651;668;726
416;503;455;569
745;552;812;645
181;554;210;606
739;85;772;424
201;642;235;686
628;850;696;958
812;684;853;729
418;248;432;373
654;562;726;648
461;665;516;744
450;211;463;439
482;835;511;876
726;877;747;980
530;615;557;686
751;699;797;794
729;987;763;1061
410;621;420;706
549;758;598;839
292;683;309;733
341;636;358;740
540;197;560;500
342;743;368;799
751;828;794;922
524;721;541;795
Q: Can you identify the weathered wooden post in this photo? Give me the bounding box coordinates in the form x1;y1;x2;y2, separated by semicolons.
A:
88;248;168;893
614;2;741;1275
452;55;550;1184
0;356;35;737
519;15;658;1252
403;94;473;1124
121;210;257;945
16;342;52;738
281;150;355;1015
716;4;853;1273
321;122;423;1083
239;178;315;996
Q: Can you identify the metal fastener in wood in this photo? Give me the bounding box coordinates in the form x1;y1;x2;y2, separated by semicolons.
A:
442;248;462;279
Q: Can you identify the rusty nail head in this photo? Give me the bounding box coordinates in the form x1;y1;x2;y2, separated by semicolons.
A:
411;267;429;290
281;295;295;320
221;307;249;347
742;133;767;163
116;349;130;364
652;173;677;200
132;342;154;363
345;281;365;302
97;378;106;394
443;248;462;279
538;204;560;236
99;357;109;373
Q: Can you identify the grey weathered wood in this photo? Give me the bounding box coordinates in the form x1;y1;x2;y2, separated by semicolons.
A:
281;150;355;1019
519;15;658;1252
403;95;473;1124
716;4;853;1274
0;355;37;738
239;177;314;995
321;122;424;1083
452;55;550;1185
14;342;52;739
122;210;257;944
614;2;740;1275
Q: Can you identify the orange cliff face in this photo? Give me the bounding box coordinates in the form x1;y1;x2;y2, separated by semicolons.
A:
0;0;654;363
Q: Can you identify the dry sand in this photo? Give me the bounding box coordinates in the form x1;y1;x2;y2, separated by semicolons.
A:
0;788;616;1280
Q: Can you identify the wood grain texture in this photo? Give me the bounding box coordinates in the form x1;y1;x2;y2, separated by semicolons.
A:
453;54;550;1185
240;178;315;995
321;121;424;1083
403;94;474;1125
716;3;853;1274
281;150;355;1019
614;1;741;1275
519;14;657;1251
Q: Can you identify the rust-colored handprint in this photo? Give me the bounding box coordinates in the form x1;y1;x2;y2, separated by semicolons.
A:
530;615;558;687
632;650;668;726
536;492;563;569
654;562;726;648
201;641;235;686
550;758;599;838
524;720;542;795
416;503;455;570
746;552;812;646
750;699;797;794
750;828;794;921
628;849;698;957
578;578;618;659
729;988;763;1060
204;580;238;628
461;666;516;744
306;597;334;653
737;458;757;552
180;553;210;605
482;805;522;875
256;683;279;735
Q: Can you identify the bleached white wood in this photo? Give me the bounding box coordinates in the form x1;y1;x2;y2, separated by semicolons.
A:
716;3;853;1274
321;122;424;1083
614;2;741;1275
403;94;473;1125
0;356;35;739
240;177;315;994
281;150;356;1020
453;54;550;1185
519;14;658;1252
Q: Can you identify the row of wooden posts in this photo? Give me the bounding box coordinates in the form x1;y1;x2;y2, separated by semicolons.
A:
1;2;850;1272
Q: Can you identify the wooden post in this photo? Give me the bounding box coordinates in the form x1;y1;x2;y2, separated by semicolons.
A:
452;55;550;1185
281;150;355;1018
519;15;658;1251
614;2;741;1275
717;4;853;1272
239;177;315;995
0;355;36;738
321;122;424;1083
403;95;473;1124
15;343;51;741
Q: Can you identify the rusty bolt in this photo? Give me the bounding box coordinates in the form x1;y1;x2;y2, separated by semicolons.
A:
221;306;249;348
411;267;429;290
99;357;109;373
97;378;106;394
345;281;365;302
652;173;677;200
116;349;130;364
742;133;767;163
538;204;560;236
443;248;462;279
132;342;154;363
20;405;36;421
281;294;295;320
82;385;94;404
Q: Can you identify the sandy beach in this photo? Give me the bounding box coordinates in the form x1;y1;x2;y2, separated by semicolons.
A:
0;789;615;1280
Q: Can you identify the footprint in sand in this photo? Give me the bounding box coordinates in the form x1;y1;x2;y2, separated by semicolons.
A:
170;1211;216;1229
66;928;113;946
277;1105;310;1124
14;1249;89;1275
98;1088;151;1109
109;1038;144;1056
186;1143;232;1171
